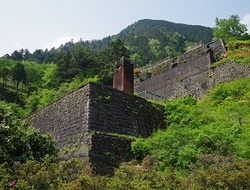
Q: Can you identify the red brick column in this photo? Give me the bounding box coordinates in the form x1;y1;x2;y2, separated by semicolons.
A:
113;57;134;94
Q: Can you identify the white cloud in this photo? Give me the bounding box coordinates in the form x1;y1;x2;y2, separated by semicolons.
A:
44;36;79;50
13;43;22;50
241;14;250;34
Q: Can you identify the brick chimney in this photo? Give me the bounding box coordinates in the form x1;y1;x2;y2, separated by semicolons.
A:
113;57;134;94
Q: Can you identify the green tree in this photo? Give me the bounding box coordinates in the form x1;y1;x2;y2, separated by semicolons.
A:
149;39;161;54
107;38;127;60
32;49;46;63
11;50;24;61
98;38;128;86
55;51;72;84
12;62;26;103
213;15;248;41
55;45;95;85
42;63;58;88
22;61;48;94
0;58;14;92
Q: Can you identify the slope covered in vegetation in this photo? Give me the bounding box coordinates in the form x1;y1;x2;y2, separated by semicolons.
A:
1;77;249;189
113;19;213;66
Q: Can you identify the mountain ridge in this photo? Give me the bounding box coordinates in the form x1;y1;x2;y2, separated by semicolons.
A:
5;19;213;67
112;19;213;66
117;19;212;41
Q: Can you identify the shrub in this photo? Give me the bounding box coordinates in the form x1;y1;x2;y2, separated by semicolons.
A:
0;101;58;164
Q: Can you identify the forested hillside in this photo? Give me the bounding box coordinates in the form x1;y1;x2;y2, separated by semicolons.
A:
0;19;214;117
116;19;212;66
4;19;213;67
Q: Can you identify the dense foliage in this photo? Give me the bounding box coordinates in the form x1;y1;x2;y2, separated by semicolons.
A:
0;101;58;164
213;15;249;42
213;14;250;58
113;19;212;66
132;77;250;167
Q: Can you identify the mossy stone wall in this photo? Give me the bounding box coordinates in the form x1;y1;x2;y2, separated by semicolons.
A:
88;83;164;137
26;83;164;174
135;39;250;100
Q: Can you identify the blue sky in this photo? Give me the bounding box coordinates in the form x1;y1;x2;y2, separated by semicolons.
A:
0;0;249;56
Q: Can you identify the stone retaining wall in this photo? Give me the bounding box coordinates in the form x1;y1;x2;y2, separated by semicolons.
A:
26;83;164;175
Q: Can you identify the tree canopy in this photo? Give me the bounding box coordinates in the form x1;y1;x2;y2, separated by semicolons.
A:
213;15;249;41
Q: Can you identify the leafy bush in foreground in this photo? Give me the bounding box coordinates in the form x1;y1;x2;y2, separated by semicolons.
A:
0;101;58;164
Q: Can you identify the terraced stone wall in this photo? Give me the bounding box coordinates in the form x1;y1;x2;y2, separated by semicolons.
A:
26;83;164;174
135;39;250;100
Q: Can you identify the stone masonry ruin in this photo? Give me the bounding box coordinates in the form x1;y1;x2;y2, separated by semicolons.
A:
135;39;250;100
26;38;250;175
26;82;164;175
